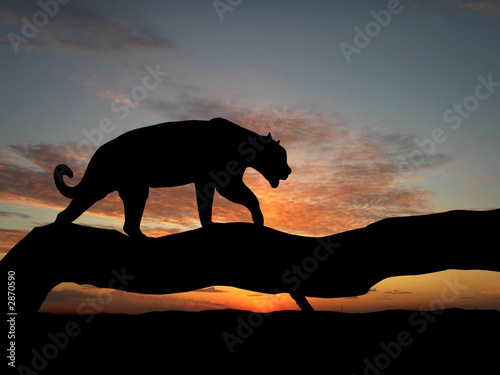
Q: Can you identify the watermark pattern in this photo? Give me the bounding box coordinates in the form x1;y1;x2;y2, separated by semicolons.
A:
281;237;340;292
68;64;169;165
442;74;500;130
6;271;16;368
222;237;340;354
195;130;274;210
6;0;71;54
396;73;499;178
339;0;411;64
16;267;135;374
213;0;243;22
357;277;467;375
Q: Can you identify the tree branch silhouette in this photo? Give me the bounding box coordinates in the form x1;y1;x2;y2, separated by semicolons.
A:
1;209;499;314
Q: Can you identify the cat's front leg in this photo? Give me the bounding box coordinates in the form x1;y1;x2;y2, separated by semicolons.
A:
218;180;264;226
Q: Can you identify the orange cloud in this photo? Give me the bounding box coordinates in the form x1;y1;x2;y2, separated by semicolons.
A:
478;289;500;295
0;229;26;256
444;0;500;15
0;105;437;240
1;106;447;313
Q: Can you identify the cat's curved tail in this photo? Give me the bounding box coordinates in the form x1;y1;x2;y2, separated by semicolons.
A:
54;164;77;199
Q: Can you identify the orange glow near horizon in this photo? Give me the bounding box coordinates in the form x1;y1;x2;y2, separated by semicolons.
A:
37;269;500;315
2;177;500;314
1;113;500;314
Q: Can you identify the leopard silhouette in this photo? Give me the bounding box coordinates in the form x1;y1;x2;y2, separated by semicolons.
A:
54;117;291;237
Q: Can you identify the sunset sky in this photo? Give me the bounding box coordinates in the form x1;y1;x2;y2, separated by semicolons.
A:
1;0;499;313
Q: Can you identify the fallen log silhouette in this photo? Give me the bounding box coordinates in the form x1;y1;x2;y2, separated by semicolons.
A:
1;209;499;313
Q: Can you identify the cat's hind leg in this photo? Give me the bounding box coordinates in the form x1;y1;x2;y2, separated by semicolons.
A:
55;190;108;224
118;185;149;238
195;180;215;227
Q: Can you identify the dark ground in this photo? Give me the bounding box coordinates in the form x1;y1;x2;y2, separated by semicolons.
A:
5;308;499;374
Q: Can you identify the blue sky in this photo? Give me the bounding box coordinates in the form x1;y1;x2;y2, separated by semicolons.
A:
0;0;499;312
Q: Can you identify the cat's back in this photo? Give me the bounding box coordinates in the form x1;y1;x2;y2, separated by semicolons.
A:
113;118;250;147
98;118;254;166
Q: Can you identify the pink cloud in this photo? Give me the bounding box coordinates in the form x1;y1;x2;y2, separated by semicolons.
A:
0;105;447;312
98;89;138;107
0;104;438;241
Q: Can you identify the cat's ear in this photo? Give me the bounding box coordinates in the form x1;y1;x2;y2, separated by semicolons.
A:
277;140;280;145
267;132;273;140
